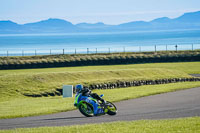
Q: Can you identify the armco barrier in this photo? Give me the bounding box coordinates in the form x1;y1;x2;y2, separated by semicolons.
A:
23;77;200;97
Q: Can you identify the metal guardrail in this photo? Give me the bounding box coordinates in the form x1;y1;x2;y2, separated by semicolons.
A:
0;43;199;57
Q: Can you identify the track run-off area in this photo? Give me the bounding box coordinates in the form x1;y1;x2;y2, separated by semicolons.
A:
0;87;200;130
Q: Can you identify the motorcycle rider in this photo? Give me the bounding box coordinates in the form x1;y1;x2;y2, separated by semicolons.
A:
75;84;105;105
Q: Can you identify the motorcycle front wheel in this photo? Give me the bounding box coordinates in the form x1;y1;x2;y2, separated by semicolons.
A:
79;102;94;117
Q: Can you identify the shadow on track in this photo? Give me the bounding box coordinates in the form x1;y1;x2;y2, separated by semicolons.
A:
38;116;86;121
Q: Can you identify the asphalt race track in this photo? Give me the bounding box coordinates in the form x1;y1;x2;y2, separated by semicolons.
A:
1;87;200;130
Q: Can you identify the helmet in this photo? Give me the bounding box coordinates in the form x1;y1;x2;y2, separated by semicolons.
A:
75;84;83;92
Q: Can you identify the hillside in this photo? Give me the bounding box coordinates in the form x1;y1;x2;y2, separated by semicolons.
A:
0;11;200;33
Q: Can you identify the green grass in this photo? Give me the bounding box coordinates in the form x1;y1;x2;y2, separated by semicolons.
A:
0;67;194;100
1;117;200;133
0;62;199;99
0;62;199;75
1;82;200;119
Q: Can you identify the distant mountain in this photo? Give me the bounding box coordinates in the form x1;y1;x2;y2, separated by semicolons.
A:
150;17;171;23
0;20;23;33
76;22;111;29
117;21;151;31
174;11;200;22
115;11;200;30
0;11;200;34
24;18;78;33
0;20;19;28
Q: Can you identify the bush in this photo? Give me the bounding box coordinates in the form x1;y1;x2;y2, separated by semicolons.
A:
0;50;200;69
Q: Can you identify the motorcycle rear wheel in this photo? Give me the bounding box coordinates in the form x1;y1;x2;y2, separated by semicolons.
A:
106;101;117;115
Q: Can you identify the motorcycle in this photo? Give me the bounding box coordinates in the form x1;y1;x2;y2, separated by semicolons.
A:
74;93;117;117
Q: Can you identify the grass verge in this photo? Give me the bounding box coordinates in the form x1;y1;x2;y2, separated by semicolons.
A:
0;62;199;75
1;62;199;100
1;117;200;133
1;82;200;119
0;68;192;100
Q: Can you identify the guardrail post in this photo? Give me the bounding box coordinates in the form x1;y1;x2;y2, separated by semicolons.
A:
192;44;193;51
175;45;178;52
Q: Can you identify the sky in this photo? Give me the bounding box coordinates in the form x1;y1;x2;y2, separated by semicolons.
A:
0;0;200;25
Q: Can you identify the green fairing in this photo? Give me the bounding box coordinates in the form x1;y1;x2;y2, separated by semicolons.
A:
77;101;85;107
74;94;81;106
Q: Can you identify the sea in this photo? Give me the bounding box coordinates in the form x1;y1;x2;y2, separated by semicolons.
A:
0;29;200;56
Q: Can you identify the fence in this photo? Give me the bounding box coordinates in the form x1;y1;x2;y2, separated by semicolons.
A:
0;43;199;57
